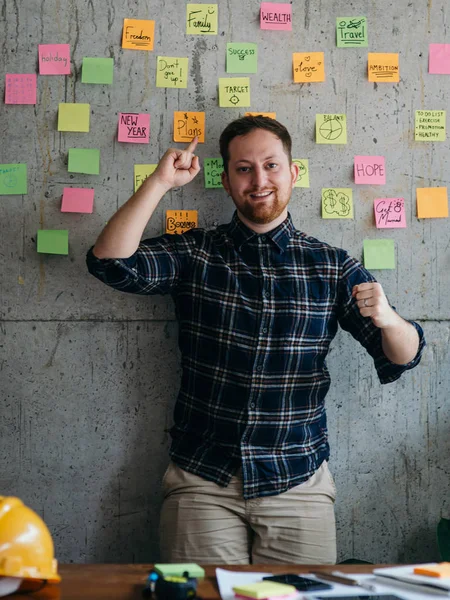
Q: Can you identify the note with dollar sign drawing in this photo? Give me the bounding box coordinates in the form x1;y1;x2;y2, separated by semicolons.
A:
322;188;353;218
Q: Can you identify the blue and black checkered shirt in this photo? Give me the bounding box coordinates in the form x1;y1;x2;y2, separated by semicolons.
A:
86;212;425;499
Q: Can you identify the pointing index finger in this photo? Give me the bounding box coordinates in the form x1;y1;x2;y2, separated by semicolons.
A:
186;136;199;153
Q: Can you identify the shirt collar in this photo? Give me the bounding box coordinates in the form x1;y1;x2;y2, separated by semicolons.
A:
227;211;296;253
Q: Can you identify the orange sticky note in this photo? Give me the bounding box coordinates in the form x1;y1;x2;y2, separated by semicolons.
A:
165;210;198;234
414;564;450;578
122;19;155;51
245;112;276;119
416;187;448;218
173;111;205;143
368;53;399;82
293;52;325;83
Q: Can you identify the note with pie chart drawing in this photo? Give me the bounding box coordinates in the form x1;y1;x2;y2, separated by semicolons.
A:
316;114;347;144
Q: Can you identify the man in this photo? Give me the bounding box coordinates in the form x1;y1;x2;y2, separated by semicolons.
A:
87;116;425;564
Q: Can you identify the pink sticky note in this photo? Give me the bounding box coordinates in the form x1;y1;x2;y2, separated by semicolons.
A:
354;155;386;184
39;44;71;75
260;2;292;30
118;112;150;144
374;198;406;228
429;43;450;74
5;74;37;104
61;187;94;213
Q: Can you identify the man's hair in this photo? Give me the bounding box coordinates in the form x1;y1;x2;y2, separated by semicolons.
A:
219;116;293;174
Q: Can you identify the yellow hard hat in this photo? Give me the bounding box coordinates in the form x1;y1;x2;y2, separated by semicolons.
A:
0;496;61;582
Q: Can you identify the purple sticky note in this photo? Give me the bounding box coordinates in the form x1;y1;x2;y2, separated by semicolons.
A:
118;112;150;144
374;198;406;228
61;187;94;213
260;2;292;30
354;155;386;184
5;74;37;104
39;44;71;75
429;43;450;74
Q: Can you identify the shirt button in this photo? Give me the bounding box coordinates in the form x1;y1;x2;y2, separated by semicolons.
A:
262;327;268;334
261;235;266;241
263;290;269;298
256;365;263;372
250;402;256;409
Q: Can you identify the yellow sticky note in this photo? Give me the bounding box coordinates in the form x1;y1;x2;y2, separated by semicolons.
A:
186;4;218;34
122;19;155;51
293;52;325;83
368;53;399;82
245;112;276;119
293;159;310;188
165;210;198;234
134;164;157;192
416;187;448;218
322;188;353;218
219;77;250;107
58;103;90;132
174;111;205;143
316;114;347;144
156;57;188;88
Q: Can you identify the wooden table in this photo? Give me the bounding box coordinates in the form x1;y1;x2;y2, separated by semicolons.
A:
13;564;380;600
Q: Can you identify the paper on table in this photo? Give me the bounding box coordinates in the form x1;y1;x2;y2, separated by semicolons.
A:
373;565;450;593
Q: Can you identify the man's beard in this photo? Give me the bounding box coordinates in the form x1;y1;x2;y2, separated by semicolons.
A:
238;190;289;224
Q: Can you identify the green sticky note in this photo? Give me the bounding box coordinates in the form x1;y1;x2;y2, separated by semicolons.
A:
415;110;446;141
204;158;224;188
58;103;90;132
81;57;114;84
154;564;205;578
322;188;353;219
226;43;258;73
363;239;395;269
68;149;100;175
0;164;27;194
37;230;69;255
219;77;250;107
336;17;368;47
316;114;347;144
293;159;309;188
156;57;189;88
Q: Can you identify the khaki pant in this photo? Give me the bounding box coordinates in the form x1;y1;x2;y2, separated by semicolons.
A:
159;460;337;564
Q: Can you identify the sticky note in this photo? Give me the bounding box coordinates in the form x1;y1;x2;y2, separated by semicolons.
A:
61;188;94;213
68;149;100;175
417;187;449;218
322;188;353;218
156;57;188;88
336;17;368;47
37;230;69;255
153;564;205;579
38;44;71;74
293;159;309;188
5;74;37;104
414;564;450;578
233;583;296;599
293;52;325;83
316;114;347;144
260;2;292;30
219;77;250;107
429;44;450;74
118;113;150;144
122;19;155;50
374;198;406;228
354;156;386;184
415;110;446;141
363;239;395;270
186;4;218;34
368;53;399;82
82;57;114;84
58;103;90;132
174;112;205;143
245;112;276;119
165;210;198;234
0;164;27;195
204;158;224;188
226;43;258;73
134;164;157;192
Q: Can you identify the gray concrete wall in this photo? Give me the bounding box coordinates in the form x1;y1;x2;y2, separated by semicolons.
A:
1;0;449;564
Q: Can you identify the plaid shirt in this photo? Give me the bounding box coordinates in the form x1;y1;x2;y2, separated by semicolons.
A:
86;212;425;499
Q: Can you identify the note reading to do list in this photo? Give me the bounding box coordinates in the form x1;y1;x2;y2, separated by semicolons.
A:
165;210;198;234
316;114;347;144
415;110;446;141
156;57;188;88
429;44;450;74
293;53;325;83
354;156;386;184
416;187;449;218
38;44;71;74
219;78;250;107
226;43;258;74
134;164;157;192
0;164;27;195
174;112;205;143
122;19;155;50
336;17;368;47
260;2;292;30
368;53;399;82
293;159;310;188
374;198;406;228
186;4;218;34
322;188;353;219
5;74;37;104
118;113;150;143
204;158;224;188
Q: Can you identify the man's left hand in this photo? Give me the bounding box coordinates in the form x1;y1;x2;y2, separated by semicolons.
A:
352;282;400;329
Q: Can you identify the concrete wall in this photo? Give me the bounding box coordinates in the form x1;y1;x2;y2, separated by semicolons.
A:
1;0;449;563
